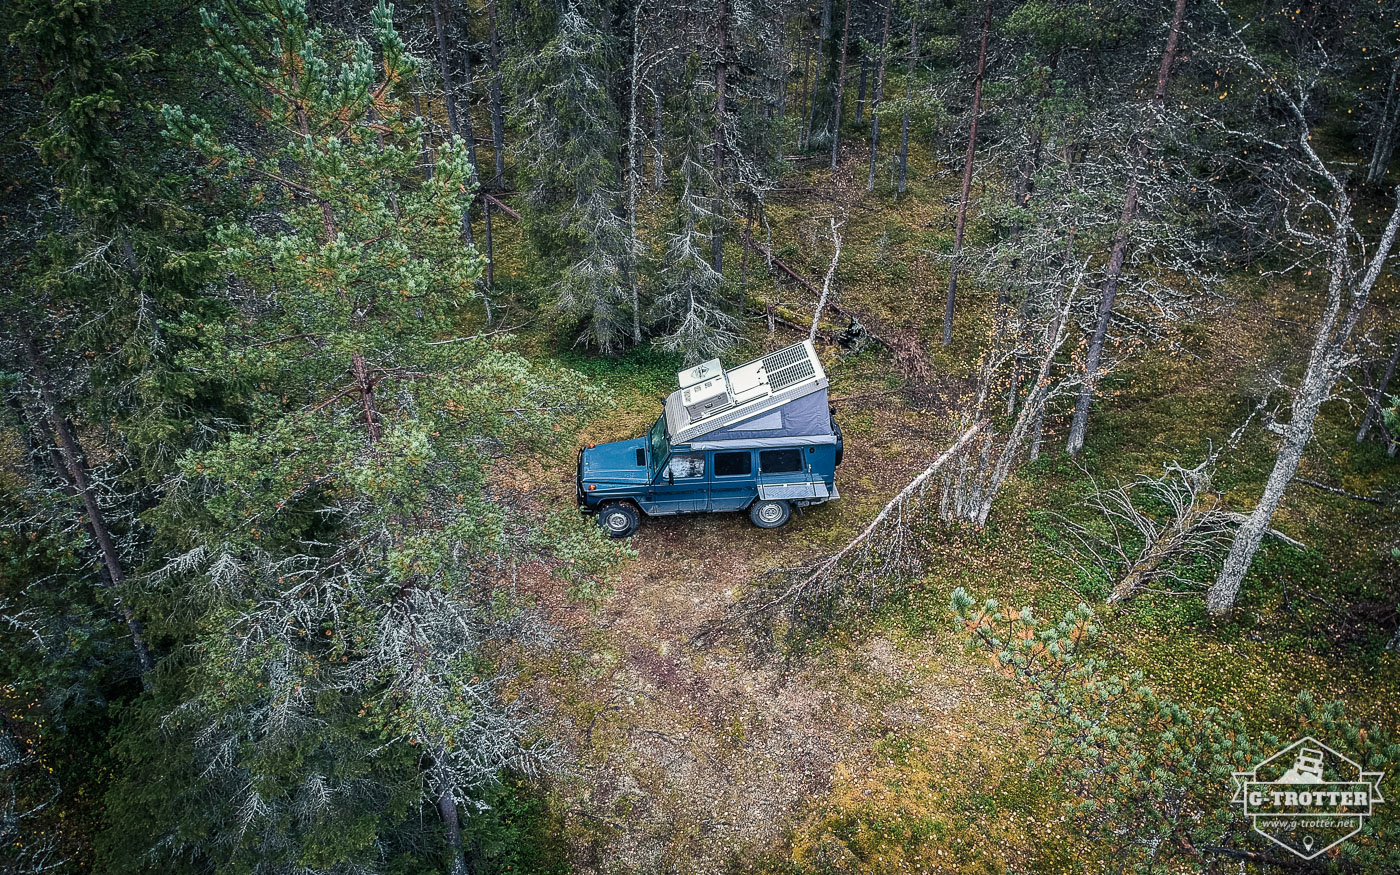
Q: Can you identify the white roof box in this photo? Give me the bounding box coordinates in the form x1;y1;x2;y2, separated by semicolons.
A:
681;374;731;420
678;358;724;389
664;340;829;444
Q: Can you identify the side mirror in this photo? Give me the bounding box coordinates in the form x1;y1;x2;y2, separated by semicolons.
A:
668;470;675;485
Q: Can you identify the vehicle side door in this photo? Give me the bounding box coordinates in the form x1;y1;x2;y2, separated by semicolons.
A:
648;452;707;514
708;449;757;512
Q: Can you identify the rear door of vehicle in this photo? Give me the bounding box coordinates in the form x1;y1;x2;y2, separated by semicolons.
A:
708;449;757;512
757;446;829;502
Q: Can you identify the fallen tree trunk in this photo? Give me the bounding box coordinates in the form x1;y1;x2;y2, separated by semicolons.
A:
704;421;986;646
483;193;521;221
741;233;889;348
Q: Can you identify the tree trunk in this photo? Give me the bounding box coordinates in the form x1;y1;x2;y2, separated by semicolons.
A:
775;39;787;122
805;0;832;151
797;27;813;150
433;0;461;149
1064;183;1136;456
627;0;644;343
941;0;991;346
432;0;474;246
351;352;382;442
1208;189;1400;614
829;0;853;170
1357;331;1400;442
1367;57;1400;187
488;1;506;189
18;331;155;683
896;11;919;199
1107;492;1220;604
1064;0;1188;454
856;57;868;127
1028;406;1046;460
652;88;664;188
436;780;468;875
740;195;752;288
484;195;494;288
711;0;729;275
866;1;892;193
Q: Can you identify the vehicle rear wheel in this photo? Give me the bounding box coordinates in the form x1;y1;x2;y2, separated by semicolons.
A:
597;502;640;538
748;499;792;529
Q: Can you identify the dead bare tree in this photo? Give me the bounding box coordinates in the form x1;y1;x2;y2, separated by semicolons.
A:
940;259;1086;525
707;422;986;646
1203;12;1400;615
1358;330;1400;443
1064;0;1189;455
809;216;845;342
1058;455;1304;605
941;0;991;346
15;330;155;683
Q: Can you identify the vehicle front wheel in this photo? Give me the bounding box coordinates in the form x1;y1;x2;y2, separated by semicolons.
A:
748;499;792;529
597;502;640;538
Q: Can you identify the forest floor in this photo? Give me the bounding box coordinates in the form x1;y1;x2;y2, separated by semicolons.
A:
493;138;1400;874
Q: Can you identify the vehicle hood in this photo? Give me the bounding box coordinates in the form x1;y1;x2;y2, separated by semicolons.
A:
581;437;651;485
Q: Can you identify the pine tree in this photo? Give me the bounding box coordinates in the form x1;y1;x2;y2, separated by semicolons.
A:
147;2;624;869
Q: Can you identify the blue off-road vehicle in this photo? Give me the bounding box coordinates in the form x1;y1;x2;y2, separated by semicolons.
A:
577;340;843;537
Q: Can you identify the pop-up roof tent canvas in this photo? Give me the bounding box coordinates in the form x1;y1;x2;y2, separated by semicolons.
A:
663;340;834;450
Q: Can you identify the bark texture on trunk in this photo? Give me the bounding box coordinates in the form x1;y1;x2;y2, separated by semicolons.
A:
804;0;832;151
436;782;468;875
829;0;853;170
1064;0;1187;454
711;0;729;275
18;332;155;683
652;88;664;188
626;1;644;342
488;2;506;189
941;0;991;346
1368;57;1400;187
866;1;892;192
484;196;494;287
856;57;868;126
896;12;919;198
1063;183;1136;455
797;29;813;149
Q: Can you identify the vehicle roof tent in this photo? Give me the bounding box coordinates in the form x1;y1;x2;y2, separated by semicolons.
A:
663;340;835;450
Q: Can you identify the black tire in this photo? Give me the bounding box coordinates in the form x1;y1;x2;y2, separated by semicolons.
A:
597;502;640;538
748;499;792;529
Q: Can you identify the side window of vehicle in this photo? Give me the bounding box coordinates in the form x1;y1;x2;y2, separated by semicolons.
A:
713;451;752;477
667;454;705;479
758;448;803;474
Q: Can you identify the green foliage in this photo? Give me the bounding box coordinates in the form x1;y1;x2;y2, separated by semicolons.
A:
951;588;1400;871
508;0;633;353
120;1;626;870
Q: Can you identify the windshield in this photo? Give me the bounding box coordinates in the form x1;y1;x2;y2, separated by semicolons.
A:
648;415;669;475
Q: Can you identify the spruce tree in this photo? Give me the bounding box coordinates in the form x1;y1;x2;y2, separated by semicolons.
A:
510;0;634;353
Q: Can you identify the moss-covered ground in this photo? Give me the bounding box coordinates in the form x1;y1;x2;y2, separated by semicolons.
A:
482;122;1398;873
